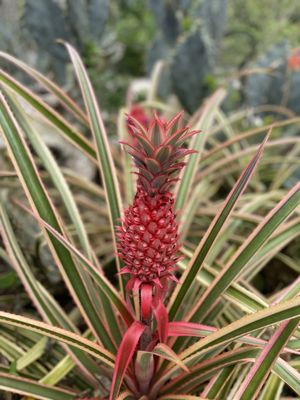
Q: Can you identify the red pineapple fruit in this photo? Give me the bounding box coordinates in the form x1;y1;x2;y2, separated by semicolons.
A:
117;111;199;292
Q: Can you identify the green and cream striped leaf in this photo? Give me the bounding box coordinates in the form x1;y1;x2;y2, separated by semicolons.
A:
0;90;116;352
236;319;300;399
186;183;300;323
0;200;102;382
18;205;133;326
0;371;77;400
175;88;226;211
169;133;269;320
0;51;88;125
258;373;284;400
0;312;115;368
3;90;123;345
156;297;300;391
0;69;96;160
160;347;258;394
4;91;92;260
181;297;300;365
273;357;300;395
63;42;125;293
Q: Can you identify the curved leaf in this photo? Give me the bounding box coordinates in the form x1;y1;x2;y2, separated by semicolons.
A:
0;91;116;351
63;42;124;293
0;311;115;368
0;372;76;400
187;182;300;323
169;132;270;320
18;203;133;327
110;322;145;400
0;51;88;125
235;319;300;399
0;68;96;160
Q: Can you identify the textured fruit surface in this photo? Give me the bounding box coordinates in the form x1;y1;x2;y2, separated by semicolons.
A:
118;111;198;288
117;188;180;289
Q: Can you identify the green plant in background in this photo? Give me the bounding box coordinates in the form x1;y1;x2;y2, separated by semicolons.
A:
0;43;300;400
2;0;300;115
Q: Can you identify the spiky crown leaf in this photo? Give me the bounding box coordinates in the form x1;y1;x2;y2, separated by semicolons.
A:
122;111;199;195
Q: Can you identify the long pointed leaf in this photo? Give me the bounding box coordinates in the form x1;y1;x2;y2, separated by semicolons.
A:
0;68;96;160
0;372;76;400
5;90;123;344
182;297;300;364
158;297;300;388
235;319;300;400
169;133;270;320
151;343;189;372
110;322;145;400
175;88;226;211
0;90;116;351
187;182;300;323
0;51;88;125
63;42;124;293
17;202;133;326
0;312;115;367
158;396;207;400
0;202;102;382
160;347;258;395
5;90;92;260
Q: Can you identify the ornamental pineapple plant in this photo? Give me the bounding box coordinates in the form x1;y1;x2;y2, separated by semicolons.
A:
0;42;299;400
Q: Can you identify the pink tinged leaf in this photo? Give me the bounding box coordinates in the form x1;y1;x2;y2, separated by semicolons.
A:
135;351;154;394
137;165;155;181
110;322;146;400
126;150;145;167
140;284;153;320
154;301;168;343
163;163;187;175
165;110;184;132
150;343;189;372
116;391;136;400
132;173;152;190
234;319;300;400
151;175;167;189
169;149;198;163
122;146;146;162
144;158;162;174
133;133;155;156
164;127;189;146
168;321;216;337
166;127;200;148
159;179;180;193
15;202;134;327
168;321;299;355
154;278;170;304
176;129;202;146
153;111;167;139
158;395;207;400
149;118;164;147
125;113;148;137
168;130;271;321
135;175;153;194
154;145;172;163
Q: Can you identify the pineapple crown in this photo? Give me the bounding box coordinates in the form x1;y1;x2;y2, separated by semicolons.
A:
122;111;200;196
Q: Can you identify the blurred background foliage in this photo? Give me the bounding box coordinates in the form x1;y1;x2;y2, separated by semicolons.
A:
1;0;300;113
